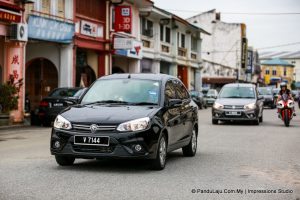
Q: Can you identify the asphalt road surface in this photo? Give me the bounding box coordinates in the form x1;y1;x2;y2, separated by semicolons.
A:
0;108;299;200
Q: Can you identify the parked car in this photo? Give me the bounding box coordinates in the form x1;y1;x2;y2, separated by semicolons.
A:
38;87;85;126
272;88;280;102
205;89;218;106
258;87;276;108
50;74;199;170
190;90;207;109
291;90;299;101
212;83;264;125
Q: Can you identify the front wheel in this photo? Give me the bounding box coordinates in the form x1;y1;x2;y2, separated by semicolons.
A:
212;119;218;125
151;135;167;170
55;155;75;166
284;110;290;127
182;127;197;157
252;118;259;125
259;113;263;123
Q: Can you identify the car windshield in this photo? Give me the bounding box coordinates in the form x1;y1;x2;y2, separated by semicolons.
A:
219;87;255;99
258;88;272;95
81;79;160;105
207;90;216;96
74;88;87;97
49;88;80;97
190;91;198;96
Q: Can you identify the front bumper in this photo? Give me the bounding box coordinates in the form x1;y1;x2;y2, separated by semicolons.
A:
50;127;160;159
212;108;258;121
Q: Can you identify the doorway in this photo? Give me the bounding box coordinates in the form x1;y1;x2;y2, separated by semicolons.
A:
177;65;188;87
25;58;58;111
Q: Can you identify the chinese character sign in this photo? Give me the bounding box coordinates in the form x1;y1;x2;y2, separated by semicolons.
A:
115;6;132;33
9;48;21;83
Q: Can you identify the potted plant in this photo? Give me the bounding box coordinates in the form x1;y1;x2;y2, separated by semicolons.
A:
0;74;23;126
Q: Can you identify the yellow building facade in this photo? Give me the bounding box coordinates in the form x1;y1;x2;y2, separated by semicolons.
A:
261;58;294;89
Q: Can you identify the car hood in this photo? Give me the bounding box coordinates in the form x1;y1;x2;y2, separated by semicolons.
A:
216;98;256;105
60;105;160;124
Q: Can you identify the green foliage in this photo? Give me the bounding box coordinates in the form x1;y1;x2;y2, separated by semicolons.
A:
291;81;296;90
0;75;23;114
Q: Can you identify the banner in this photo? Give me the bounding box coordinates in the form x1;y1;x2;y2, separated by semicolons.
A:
28;15;75;43
115;6;132;33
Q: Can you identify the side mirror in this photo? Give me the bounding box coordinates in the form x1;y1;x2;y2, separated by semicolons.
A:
168;99;183;108
66;97;79;105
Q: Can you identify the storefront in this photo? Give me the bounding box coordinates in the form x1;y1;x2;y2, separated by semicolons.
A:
26;14;75;111
113;37;142;73
74;0;108;87
0;1;26;122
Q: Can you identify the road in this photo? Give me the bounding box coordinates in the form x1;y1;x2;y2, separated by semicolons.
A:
0;108;299;200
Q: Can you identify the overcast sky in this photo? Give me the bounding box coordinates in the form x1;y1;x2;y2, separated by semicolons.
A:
152;0;300;52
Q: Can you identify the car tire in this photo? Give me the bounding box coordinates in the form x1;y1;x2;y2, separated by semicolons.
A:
252;118;259;125
151;135;167;170
55;155;75;166
182;127;197;157
212;119;218;125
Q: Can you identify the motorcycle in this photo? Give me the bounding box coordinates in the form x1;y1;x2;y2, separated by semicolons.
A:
277;93;294;127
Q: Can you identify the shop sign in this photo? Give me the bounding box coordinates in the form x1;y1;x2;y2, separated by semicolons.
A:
114;39;142;59
114;37;133;49
241;37;248;69
0;9;21;23
28;15;75;43
115;6;132;33
9;48;21;83
246;50;253;74
80;20;103;38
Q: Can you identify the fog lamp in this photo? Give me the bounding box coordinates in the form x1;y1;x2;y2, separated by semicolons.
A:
134;144;142;152
54;141;61;149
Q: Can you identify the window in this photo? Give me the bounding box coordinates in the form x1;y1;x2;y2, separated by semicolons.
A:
265;69;270;75
177;32;186;48
56;0;65;18
165;80;176;103
141;17;153;37
174;80;189;100
272;69;277;76
41;0;50;14
160;26;171;43
191;36;198;52
76;0;105;21
284;67;287;76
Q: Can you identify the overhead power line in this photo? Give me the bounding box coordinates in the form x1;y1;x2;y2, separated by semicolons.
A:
201;42;300;54
165;9;300;15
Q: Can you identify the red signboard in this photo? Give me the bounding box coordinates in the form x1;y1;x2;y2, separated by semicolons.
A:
0;10;21;23
114;6;132;33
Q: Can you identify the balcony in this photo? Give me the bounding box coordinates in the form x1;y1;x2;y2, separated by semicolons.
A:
178;47;187;57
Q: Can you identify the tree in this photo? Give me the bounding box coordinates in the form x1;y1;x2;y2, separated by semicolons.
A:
0;75;23;114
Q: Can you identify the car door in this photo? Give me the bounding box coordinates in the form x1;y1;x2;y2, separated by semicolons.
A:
163;80;182;147
173;80;193;143
255;87;264;116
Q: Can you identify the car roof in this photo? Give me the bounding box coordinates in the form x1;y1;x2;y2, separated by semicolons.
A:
99;73;177;82
223;83;255;88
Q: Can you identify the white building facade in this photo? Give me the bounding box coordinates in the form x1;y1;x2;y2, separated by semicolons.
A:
187;9;248;89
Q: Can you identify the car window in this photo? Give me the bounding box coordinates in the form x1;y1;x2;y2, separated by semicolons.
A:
81;79;160;104
49;88;80;97
165;80;176;103
174;81;189;100
219;87;255;99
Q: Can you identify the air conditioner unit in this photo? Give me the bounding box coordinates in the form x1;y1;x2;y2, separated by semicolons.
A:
10;23;28;42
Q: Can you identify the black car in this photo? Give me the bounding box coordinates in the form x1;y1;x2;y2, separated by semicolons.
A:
190;90;207;109
212;83;264;125
50;74;198;170
38;87;85;126
258;87;276;109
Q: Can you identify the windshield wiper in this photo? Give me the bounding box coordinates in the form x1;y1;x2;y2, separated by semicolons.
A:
131;102;158;105
222;96;241;98
82;100;129;106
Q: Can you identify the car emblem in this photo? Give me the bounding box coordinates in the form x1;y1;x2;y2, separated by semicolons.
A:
90;124;98;133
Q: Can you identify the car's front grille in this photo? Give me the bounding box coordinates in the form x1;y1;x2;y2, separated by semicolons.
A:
72;144;115;153
224;105;244;110
72;124;117;133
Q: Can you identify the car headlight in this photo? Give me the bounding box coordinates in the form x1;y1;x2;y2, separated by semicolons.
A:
244;103;256;110
53;115;72;130
213;102;224;110
117;117;150;132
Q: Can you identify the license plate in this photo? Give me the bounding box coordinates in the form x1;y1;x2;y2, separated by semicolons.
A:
53;103;63;107
74;136;109;146
226;111;241;116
